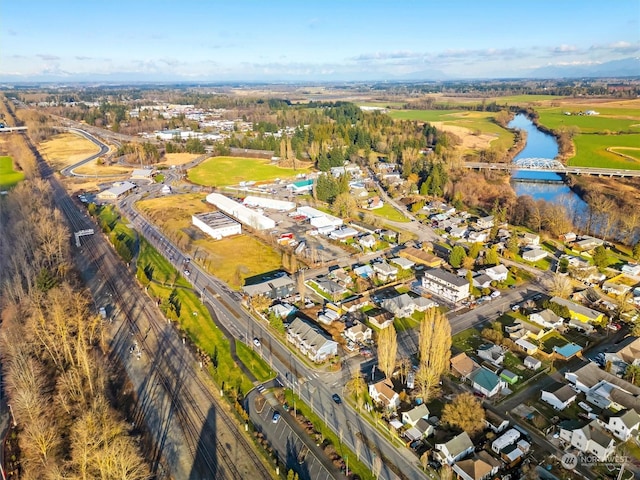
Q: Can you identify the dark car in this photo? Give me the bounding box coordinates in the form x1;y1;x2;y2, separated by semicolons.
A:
332;393;342;404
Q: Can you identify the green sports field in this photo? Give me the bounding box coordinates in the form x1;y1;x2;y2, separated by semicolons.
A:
187;156;312;187
0;156;25;189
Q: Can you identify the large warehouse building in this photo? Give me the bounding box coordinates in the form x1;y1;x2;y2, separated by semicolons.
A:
192;212;241;240
206;193;276;230
243;195;296;211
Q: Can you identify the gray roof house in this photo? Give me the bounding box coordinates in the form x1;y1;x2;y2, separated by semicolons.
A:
401;404;430;427
434;432;474;465
603;409;640;442
477;343;505;366
566;420;617;461
541;383;578;410
381;294;437;318
286;317;338;363
243;275;295;299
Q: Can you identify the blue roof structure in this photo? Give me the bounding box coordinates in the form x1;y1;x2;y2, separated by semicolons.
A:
553;343;582;359
470;367;501;391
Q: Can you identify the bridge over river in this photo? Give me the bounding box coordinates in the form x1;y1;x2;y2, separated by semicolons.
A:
464;158;640;178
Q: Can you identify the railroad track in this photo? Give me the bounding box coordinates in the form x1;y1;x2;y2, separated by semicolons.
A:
25;126;272;479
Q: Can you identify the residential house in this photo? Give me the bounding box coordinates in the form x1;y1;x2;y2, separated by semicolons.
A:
344;322;372;344
602;336;640;369
621;263;640;277
434;432;474;465
603;409;640;441
477;343;505;366
449;226;467;239
414;417;436;438
359;234;377;250
485;265;509;282
315;278;347;298
522;248;548;262
515;338;538;355
390;257;415;270
450;353;480;380
353;264;374;278
453;452;501;480
541;383;578;410
367;196;384;210
368;379;400;411
565;420;617;461
340;295;369;313
469;367;506;398
550;296;605;324
524;356;542;370
399;247;443;268
286;317;338;363
270;303;296;319
560;232;577;242
500;440;531;466
476;215;494;230
529;309;564;329
565;362;640;412
473;274;493;289
401;404;430;427
242;275;296;299
373;261;398;282
468;231;488;244
365;307;394;329
575;236;604;252
522;233;540;246
485;410;509;434
421;268;470;303
329;268;353;287
382;294;437;318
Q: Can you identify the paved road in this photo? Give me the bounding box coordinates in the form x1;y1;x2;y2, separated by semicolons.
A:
59;128;110;177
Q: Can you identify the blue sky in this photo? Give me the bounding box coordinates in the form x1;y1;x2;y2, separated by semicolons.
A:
1;0;638;81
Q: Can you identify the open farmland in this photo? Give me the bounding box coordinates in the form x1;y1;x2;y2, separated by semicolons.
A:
0;156;25;189
160;152;204;166
570;133;640;169
387;109;513;151
136;193;282;287
187;156;313;187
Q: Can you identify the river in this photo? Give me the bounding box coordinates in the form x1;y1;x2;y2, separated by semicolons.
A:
508;114;589;222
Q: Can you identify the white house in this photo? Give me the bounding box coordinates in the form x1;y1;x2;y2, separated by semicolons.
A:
469;367;506;398
522;248;548;262
382;294;437;318
524;356;542;370
603;409;640;442
390;257;415;270
565;421;617;461
541;384;578;410
368;379;400;411
485;265;509;282
344;322;372;344
372;261;398;282
529;309;564;329
449;226;467;239
477;343;505;366
359;234;377;249
476;215;494;230
515;338;538;355
421;268;470;303
434;432;474;465
468;231;488;243
401;404;430;427
522;233;540;246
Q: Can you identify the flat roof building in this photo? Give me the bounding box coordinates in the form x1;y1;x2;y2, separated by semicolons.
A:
96;181;137;201
192;212;241;240
206;192;276;230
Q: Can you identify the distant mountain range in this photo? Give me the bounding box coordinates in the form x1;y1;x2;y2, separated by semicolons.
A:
1;57;637;84
527;57;640;79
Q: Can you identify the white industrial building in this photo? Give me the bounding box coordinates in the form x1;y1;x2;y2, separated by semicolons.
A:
192;212;241;240
96;181;137;201
296;206;343;234
243;195;296;211
206;193;276;230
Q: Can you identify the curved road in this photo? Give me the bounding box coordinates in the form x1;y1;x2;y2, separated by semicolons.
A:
60;128;111;177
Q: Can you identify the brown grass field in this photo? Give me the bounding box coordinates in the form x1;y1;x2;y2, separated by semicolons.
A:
429;122;497;150
39;133;102;169
160;153;204;166
136;194;282;287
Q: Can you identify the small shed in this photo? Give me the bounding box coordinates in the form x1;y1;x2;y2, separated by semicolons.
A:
500;369;519;385
524;356;542;370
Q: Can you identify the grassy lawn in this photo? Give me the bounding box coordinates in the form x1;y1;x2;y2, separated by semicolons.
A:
136;237;191;287
538;331;569;354
187;156;313;187
364;204;409;223
569;133;640;170
235;341;275;382
283;389;374;480
136;194;282;288
0;156;25;189
452;327;482;353
135;239;254;394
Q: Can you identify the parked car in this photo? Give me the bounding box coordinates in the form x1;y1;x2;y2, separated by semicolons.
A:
272;411;281;424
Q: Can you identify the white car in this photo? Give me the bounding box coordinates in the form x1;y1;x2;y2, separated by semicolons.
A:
490;291;501;299
253;338;261;347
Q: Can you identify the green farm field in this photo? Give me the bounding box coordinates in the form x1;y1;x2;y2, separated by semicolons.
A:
388;109;514;151
0;156;25;189
537;108;640;134
569;133;640;169
187;156;313;187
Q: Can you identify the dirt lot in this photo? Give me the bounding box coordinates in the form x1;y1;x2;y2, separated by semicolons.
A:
39;132;102;170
